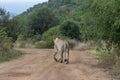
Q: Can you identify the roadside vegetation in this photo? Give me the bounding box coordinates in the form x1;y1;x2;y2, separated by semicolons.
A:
0;8;24;63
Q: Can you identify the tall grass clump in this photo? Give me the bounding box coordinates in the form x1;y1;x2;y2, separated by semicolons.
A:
14;34;40;48
0;29;24;63
97;44;120;78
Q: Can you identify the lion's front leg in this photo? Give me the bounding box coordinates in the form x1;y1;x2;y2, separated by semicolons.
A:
54;45;58;62
54;51;58;62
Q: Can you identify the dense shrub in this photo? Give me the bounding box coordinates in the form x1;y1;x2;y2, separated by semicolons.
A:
28;8;59;35
42;26;61;40
0;28;13;51
35;26;66;48
0;28;24;63
0;50;24;63
14;34;41;48
80;0;120;78
35;36;54;48
59;20;80;39
98;49;116;68
111;58;120;79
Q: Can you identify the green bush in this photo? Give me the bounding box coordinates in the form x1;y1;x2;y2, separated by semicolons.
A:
97;47;120;78
15;34;41;48
111;59;120;79
110;47;120;78
98;50;116;68
0;28;13;51
0;28;25;63
36;26;66;48
42;26;61;40
35;36;54;48
59;20;80;39
0;50;24;63
28;7;59;35
32;34;41;42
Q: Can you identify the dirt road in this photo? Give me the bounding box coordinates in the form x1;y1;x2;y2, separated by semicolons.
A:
0;48;115;80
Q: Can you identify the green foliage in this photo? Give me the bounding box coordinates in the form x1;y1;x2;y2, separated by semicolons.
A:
78;0;120;78
111;59;120;79
36;26;66;48
0;28;13;51
0;28;24;63
60;20;80;39
98;49;116;68
15;34;40;48
0;50;24;63
0;8;19;42
97;47;120;78
13;0;83;42
0;8;9;28
6;18;19;42
80;0;120;46
0;8;25;63
32;34;41;42
12;15;30;39
48;0;62;8
28;8;59;35
42;26;61;40
35;36;54;48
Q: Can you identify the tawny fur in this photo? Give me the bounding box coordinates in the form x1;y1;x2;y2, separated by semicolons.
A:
53;38;69;64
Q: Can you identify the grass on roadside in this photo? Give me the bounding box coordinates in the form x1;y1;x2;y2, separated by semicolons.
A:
87;48;120;79
0;49;25;63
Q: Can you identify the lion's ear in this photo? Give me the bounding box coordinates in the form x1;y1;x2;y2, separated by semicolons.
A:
56;37;59;40
53;37;58;43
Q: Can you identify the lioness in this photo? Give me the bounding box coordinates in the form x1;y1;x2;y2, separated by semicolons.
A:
53;37;69;64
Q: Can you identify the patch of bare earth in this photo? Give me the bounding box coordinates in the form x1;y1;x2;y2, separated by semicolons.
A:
0;48;116;80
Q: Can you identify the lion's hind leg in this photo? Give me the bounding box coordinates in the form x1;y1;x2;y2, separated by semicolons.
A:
64;50;69;64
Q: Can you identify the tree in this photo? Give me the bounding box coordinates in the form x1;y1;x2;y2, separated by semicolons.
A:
28;8;59;35
79;0;120;46
6;18;19;42
0;8;20;42
0;28;13;51
0;8;10;29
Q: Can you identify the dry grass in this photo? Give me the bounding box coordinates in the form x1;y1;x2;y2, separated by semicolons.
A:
77;41;120;79
14;41;35;48
73;41;95;50
96;47;120;79
0;50;25;63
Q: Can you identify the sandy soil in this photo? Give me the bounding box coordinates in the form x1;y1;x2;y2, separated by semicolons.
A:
0;48;116;80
